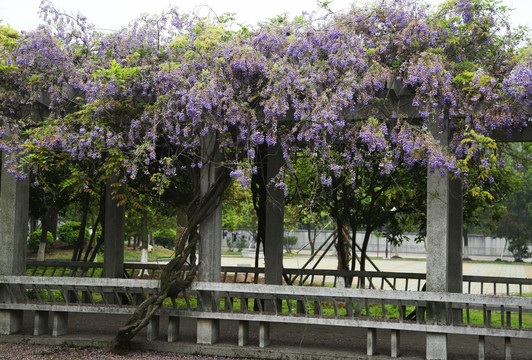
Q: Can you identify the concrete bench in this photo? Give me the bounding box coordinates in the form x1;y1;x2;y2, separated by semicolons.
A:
1;276;531;358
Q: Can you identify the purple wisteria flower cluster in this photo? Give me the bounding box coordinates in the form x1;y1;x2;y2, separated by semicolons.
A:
0;0;529;191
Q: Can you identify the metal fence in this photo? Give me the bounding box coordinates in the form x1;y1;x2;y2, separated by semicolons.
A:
25;260;532;296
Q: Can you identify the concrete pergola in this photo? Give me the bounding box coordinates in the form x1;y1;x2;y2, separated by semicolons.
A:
1;93;530;359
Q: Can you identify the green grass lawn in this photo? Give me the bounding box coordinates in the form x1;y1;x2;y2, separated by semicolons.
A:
164;296;532;328
31;243;253;261
122;246;174;261
30;243;175;261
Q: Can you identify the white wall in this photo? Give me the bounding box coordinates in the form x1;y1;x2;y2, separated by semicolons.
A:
283;230;525;258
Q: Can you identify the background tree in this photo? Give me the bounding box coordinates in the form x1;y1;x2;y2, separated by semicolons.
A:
490;143;532;261
222;181;258;243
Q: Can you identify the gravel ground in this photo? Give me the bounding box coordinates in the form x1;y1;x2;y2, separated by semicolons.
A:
0;343;255;360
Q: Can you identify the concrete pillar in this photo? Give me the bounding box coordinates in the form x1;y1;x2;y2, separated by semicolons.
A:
103;176;125;279
367;328;377;356
260;145;285;342
168;316;180;342
34;311;49;336
426;171;463;294
0;152;29;335
264;145;284;286
52;312;68;336
147;315;159;341
197;132;222;344
426;118;463;360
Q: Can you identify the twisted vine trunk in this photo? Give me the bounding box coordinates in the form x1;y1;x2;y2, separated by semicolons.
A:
251;144;267;274
107;169;230;353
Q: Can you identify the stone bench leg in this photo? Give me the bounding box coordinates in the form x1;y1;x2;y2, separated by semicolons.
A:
478;335;485;360
238;320;249;346
147;315;159;341
34;311;49;336
259;322;270;348
504;337;511;360
391;329;400;358
0;310;23;335
427;333;447;360
197;319;219;344
52;312;68;337
367;328;377;356
168;316;180;342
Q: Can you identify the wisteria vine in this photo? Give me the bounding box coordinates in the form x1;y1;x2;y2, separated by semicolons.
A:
0;0;530;190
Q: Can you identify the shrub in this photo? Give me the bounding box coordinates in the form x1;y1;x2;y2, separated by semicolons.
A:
236;236;247;252
57;221;90;246
28;229;54;252
508;238;531;262
153;228;177;249
226;237;234;252
283;235;298;253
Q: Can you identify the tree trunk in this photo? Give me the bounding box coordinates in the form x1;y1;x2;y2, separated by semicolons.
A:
332;185;349;272
50;210;58;241
141;209;148;250
463;229;470;260
36;242;46;261
140;249;148;264
37;203;57;261
83;187;105;263
73;191;90;261
174;208;188;255
30;217;38;233
359;227;374;288
307;223;316;256
251;144;267;277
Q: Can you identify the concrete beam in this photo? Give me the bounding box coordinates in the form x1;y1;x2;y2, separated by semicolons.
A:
492;124;532;143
